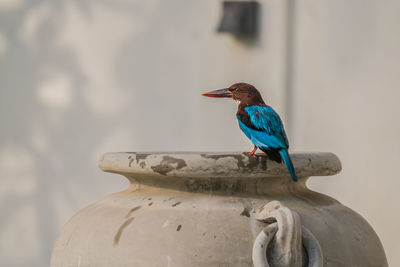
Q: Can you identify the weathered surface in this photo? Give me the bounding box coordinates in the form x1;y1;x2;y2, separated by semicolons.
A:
99;152;342;179
51;152;387;267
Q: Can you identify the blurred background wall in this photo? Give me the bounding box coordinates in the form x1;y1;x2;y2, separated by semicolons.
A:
0;0;398;266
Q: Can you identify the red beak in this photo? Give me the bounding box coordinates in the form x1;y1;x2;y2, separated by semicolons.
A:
202;88;233;98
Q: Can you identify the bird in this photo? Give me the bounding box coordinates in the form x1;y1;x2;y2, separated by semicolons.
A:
202;82;298;181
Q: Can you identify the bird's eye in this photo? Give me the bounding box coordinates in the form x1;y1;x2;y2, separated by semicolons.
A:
235;88;239;92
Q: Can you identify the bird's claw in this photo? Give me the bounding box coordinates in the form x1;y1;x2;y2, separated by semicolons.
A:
243;152;257;158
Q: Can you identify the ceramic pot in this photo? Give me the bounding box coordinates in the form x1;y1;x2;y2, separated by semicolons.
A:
50;152;388;267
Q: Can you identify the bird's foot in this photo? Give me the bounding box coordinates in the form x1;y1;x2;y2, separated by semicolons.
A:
243;151;257;158
243;146;258;158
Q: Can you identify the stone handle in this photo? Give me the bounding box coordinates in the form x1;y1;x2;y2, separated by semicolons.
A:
252;201;323;267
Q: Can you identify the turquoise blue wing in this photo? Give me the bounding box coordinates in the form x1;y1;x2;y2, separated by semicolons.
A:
237;106;289;149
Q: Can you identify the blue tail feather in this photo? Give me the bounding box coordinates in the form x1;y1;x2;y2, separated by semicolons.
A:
279;150;298;181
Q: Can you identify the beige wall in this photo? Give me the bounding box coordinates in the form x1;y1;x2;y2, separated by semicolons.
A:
0;0;398;266
291;1;400;266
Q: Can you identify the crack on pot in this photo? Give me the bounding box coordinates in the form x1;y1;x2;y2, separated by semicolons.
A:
114;217;134;246
171;201;181;207
240;207;251;218
125;206;141;218
163;197;175;202
151;156;187;175
240;199;253;218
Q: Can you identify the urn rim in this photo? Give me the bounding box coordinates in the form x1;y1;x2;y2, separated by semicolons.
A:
99;152;341;179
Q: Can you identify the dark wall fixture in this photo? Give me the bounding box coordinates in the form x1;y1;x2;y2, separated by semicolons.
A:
217;1;260;37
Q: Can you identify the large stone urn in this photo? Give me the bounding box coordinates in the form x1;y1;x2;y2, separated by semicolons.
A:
50;152;387;267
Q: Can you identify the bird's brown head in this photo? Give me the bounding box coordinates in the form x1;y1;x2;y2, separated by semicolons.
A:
202;82;265;106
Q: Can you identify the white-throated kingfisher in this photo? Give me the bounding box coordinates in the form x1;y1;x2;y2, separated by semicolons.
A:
202;82;298;181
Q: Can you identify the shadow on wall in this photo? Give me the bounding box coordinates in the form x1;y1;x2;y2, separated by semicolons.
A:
0;0;138;266
0;0;268;266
